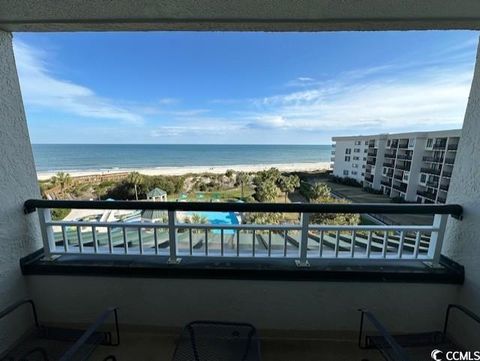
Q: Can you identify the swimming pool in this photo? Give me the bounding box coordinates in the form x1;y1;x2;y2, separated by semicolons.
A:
183;211;239;234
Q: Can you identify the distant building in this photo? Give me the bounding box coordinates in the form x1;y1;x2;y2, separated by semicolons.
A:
331;129;461;203
141;188;168;222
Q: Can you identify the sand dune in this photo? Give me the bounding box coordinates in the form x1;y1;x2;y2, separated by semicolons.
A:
37;162;331;180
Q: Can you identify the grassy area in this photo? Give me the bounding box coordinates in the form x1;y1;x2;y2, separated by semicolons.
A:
167;186;255;202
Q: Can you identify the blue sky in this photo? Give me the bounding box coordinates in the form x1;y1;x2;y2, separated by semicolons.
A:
13;31;479;144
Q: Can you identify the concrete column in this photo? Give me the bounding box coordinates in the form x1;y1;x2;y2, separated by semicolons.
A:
442;39;480;348
0;31;41;351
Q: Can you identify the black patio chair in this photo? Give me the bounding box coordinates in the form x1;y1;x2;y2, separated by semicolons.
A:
172;321;261;361
0;299;119;361
358;304;480;361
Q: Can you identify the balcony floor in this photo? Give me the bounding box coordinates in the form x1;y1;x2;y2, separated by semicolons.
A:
91;332;383;361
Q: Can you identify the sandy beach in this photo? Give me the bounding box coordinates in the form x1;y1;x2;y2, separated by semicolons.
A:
37;162;331;180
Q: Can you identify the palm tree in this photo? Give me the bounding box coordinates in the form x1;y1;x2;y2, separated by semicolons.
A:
127;172;143;200
278;175;300;202
237;172;249;199
51;172;72;197
310;183;331;202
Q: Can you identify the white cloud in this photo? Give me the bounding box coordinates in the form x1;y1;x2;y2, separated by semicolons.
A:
13;40;144;124
244;57;474;133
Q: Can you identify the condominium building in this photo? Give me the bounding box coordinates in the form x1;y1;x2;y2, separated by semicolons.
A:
332;129;461;204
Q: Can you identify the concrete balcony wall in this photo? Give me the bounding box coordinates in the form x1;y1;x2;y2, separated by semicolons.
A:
0;31;42;352
442;40;480;349
27;275;457;336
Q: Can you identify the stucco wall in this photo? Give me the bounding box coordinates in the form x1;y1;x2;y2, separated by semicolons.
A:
27;275;458;337
442;40;480;348
0;31;42;352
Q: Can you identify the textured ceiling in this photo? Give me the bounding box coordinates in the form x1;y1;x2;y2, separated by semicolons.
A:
1;0;480;32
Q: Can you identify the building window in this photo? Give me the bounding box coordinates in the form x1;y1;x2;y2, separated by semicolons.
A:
365;141;368;145
420;174;427;183
352;171;357;175
426;138;433;148
354;148;360;153
364;149;367;153
345;156;351;162
352;164;358;168
361;172;365;176
387;139;391;147
343;170;349;176
353;156;359;160
345;148;351;154
362;165;366;168
355;140;361;145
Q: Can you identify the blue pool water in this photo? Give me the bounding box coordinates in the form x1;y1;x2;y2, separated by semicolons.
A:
184;211;239;234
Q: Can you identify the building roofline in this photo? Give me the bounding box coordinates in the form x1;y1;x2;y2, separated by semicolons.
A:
332;129;462;142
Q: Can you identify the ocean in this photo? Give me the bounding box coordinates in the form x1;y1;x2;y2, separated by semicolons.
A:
32;144;332;172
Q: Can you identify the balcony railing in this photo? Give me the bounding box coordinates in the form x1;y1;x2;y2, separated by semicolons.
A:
396;154;412;161
421;167;442;176
440;184;449;192
381;179;392;187
423;156;444;163
417;190;437;201
395;164;411;171
24;200;462;267
392;183;407;193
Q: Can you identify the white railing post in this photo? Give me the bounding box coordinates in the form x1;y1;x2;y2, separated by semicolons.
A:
295;212;310;268
428;214;448;267
38;208;56;260
167;210;181;264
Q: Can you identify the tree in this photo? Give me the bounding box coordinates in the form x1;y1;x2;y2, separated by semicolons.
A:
278;175;300;202
127;172;144;200
254;178;279;202
310;182;331;201
308;184;360;226
191;213;208;224
51;172;72;197
237;172;250;199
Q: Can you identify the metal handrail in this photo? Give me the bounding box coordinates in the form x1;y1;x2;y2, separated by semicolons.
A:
0;299;39;328
358;309;412;361
24;199;463;217
443;304;480;341
58;307;120;361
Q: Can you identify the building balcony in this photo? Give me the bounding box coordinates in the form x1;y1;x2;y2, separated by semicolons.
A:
392;183;407;193
383;161;394;168
433;142;447;150
384;152;396;159
381;179;392;187
398;142;409;149
440;184;450;192
421;167;442;176
396;164;411;171
397;154;412;161
366;160;375;166
393;173;403;180
448;143;459;151
443;171;453;178
364;174;374;182
367;149;377;156
417;190;437;200
444;157;455;165
423;156;444;163
438;196;447;203
7;197;467;360
426;180;439;188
